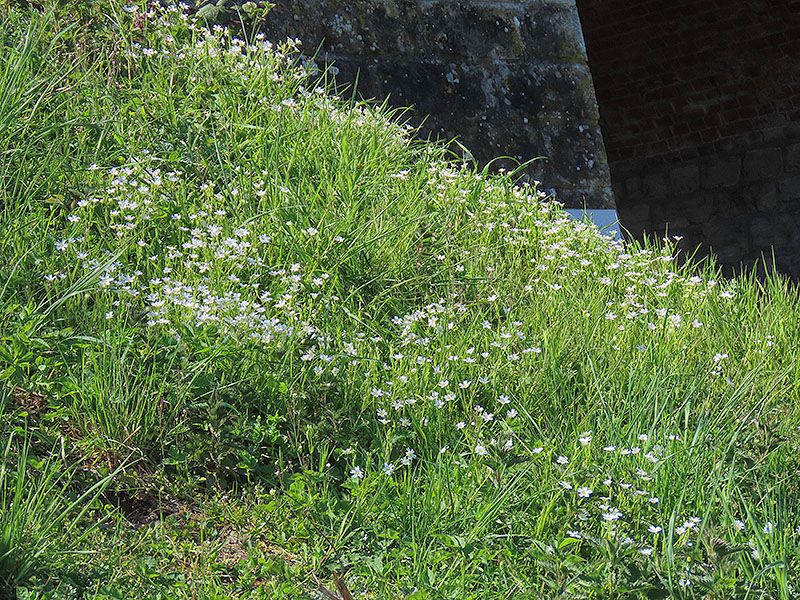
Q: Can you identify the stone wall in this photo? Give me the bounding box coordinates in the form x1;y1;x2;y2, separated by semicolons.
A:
577;0;800;277
259;0;614;208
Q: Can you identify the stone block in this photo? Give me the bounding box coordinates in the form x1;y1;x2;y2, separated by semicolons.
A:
641;172;667;199
751;213;800;254
649;199;672;225
417;3;527;61
624;175;641;200
735;182;774;212
670;163;700;195
262;0;421;56
618;202;650;235
665;216;690;231
786;142;800;173
743;147;782;181
750;216;776;246
778;174;800;200
674;194;714;224
702;217;751;263
416;1;583;63
711;244;748;265
754;182;777;211
701;157;740;189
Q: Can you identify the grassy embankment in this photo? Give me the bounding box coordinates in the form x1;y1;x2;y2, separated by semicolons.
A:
1;3;799;599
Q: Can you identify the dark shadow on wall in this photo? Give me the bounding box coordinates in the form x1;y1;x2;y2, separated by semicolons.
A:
576;0;800;279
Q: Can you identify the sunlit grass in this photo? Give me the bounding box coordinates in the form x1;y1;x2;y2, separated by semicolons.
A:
1;2;799;599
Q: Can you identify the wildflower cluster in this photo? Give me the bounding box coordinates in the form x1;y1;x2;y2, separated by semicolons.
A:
15;3;797;596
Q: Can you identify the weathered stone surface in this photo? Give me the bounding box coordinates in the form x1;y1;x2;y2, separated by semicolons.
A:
670;164;700;196
778;174;800;200
751;213;800;251
257;0;614;207
743;148;783;181
617;201;650;236
641;173;667;199
750;216;776;247
675;194;713;224
702;217;750;263
417;2;583;63
786;142;800;173
623;175;640;200
701;157;741;189
748;182;777;212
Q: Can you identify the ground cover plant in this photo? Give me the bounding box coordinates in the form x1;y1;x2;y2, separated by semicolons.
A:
1;1;800;598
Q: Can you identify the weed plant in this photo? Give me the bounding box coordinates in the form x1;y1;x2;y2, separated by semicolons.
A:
1;2;799;599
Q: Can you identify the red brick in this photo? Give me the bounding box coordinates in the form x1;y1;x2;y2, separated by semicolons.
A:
699;128;722;144
671;122;693;136
720;98;741;112
737;94;758;107
703;114;722;129
737;107;760;120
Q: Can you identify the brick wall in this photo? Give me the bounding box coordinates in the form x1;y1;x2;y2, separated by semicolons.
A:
577;0;800;277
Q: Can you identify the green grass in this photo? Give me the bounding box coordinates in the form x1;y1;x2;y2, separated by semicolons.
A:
1;2;800;599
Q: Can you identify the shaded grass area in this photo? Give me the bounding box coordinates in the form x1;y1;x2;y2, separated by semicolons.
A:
1;2;800;599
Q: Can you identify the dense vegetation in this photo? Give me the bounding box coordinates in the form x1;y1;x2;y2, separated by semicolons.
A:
1;2;799;598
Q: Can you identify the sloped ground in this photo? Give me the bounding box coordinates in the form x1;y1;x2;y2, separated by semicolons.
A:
1;3;799;599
